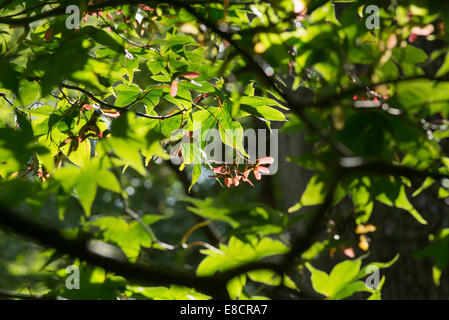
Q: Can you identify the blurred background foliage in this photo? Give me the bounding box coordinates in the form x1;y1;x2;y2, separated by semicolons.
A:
1;0;449;300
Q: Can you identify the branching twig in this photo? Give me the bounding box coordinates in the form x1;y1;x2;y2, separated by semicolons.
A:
61;84;187;120
0;93;13;105
98;15;150;49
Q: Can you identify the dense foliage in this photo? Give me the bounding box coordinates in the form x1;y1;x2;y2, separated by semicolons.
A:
1;0;449;300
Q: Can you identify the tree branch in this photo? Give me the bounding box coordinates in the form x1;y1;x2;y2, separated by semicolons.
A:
0;205;230;299
61;84;187;120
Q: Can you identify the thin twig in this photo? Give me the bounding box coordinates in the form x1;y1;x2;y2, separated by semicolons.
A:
0;93;13;105
61;84;188;120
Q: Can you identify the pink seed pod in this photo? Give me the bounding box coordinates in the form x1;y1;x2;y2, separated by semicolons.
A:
170;80;178;97
257;156;274;165
213;166;226;174
411;24;434;36
343;247;355;258
408;33;419;43
256;166;270;174
182;72;199;79
242;169;252;181
224;177;234;188
139;4;154;11
103;110;120;118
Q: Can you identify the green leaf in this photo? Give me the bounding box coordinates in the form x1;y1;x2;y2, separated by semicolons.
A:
114;84;140;107
197;236;289;276
247;269;298;291
56;267;123;300
351;178;374;224
19;80;40;105
91;216;156;261
396;79;434;109
288;174;326;213
218;119;247;157
356;254;399;279
193;110;219;149
53;166;81;193
326;259;362;298
301;240;330;261
142;128;169;162
412;177;434;197
209;104;247;157
82;26;123;53
376;184;427;225
367;276;386;300
127;285;210;300
75;174;97;217
94;169;121;193
239;104;286;121
66;139;91;167
110;137;146;176
306;262;332;297
436;53;449;77
227;275;247;300
238;96;288;110
331;280;371;300
189;164;201;193
307;256;396;300
392;45;427;76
